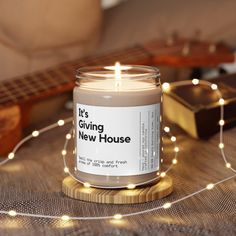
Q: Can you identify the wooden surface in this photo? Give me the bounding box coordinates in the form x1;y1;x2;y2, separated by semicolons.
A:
62;175;173;204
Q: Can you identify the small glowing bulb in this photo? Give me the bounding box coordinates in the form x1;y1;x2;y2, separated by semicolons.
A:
218;143;224;149
174;147;179;152
163;202;172;209
219;98;225;105
113;214;122;220
160;172;166;178
127;184;136;189
162;82;170;92
61;215;70;221
211;84;218;90
219;120;225;126
58;119;65;126
161;158;164;163
206;183;214;190
61;150;67;155
83;182;91;188
8;210;17;216
226;163;231;168
170;136;176;142
66;134;72;140
8;152;15;160
192;78;199;85
164;126;170;133
156;172;160;176
172;159;178;164
32;130;39;137
64;167;69;173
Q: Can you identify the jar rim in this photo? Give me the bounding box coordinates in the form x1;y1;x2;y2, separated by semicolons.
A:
76;65;160;80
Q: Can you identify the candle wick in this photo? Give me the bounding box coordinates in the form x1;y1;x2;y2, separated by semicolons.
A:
115;62;122;90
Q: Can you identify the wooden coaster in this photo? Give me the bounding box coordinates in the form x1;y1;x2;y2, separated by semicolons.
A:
62;176;173;204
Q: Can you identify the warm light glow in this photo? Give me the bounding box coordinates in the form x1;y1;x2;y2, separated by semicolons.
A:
115;62;121;81
32;131;39;137
219;143;224;149
174;147;179;152
61;215;70;221
61;150;67;155
113;214;122;220
8;152;15;160
160;172;166;178
206;183;214;190
172;159;177;164
58;120;65;126
219;120;225;126
104;64;131;71
162;82;170;92
83;182;91;188
66;134;72;140
171;136;176;142
219;98;225;105
211;84;218;90
127;184;136;189
64;167;69;173
192;78;199;85
156;172;160;176
163;202;172;209
164;126;170;133
8;210;17;216
226;163;231;168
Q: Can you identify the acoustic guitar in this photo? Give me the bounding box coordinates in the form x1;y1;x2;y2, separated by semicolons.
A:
0;38;234;155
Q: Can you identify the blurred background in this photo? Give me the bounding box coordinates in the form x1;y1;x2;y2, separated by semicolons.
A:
1;0;236;82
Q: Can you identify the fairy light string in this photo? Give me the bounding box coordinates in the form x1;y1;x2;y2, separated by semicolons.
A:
61;126;178;189
0;79;235;221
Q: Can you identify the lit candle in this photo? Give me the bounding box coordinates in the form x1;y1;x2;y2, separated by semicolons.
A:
73;63;162;188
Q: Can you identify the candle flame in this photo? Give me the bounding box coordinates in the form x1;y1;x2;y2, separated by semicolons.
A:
115;62;121;81
104;63;131;73
104;62;132;90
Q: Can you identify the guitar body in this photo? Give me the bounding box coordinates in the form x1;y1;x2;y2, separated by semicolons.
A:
0;105;22;155
0;94;70;156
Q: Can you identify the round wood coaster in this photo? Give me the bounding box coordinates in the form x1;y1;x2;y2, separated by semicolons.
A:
62;176;173;204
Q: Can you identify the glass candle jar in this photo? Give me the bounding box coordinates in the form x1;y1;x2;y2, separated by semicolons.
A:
73;64;162;188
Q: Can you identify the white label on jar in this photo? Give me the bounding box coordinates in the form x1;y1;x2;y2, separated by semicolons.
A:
76;103;160;176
